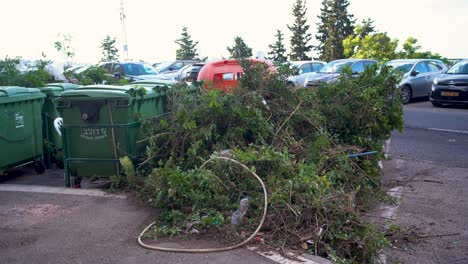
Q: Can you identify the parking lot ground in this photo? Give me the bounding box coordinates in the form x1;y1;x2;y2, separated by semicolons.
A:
0;185;278;264
370;158;468;264
1;165;332;264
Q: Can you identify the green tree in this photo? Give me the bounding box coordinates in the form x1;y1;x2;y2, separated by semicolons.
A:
398;37;447;62
227;36;252;59
316;0;355;61
54;33;75;68
100;35;119;62
288;0;313;60
268;30;288;63
175;26;199;60
357;18;376;38
343;22;397;61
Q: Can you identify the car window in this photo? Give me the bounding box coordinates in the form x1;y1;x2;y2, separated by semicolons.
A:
300;64;312;74
122;63;157;75
319;61;354;73
223;73;234;80
446;60;468;74
171;62;184;71
113;64;122;74
311;63;324;72
427;61;441;72
351;62;365;73
102;63;112;72
414;62;429;74
363;61;376;68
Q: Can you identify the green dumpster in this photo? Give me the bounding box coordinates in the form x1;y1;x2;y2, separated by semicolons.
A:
0;86;46;174
39;83;80;168
55;84;167;187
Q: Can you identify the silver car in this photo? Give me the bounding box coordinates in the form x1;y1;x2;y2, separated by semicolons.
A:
303;59;378;88
286;60;326;87
385;59;447;104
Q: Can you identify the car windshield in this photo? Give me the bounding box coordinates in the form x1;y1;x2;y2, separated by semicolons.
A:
122;63;157;75
385;61;415;74
446;61;468;74
319;61;354;73
154;61;175;72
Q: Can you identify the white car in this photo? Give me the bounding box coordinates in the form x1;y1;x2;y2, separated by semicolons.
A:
286;60;326;87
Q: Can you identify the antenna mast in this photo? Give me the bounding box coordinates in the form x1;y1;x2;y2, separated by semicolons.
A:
120;0;129;60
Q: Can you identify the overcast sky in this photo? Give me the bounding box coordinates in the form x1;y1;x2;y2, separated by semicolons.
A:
1;0;467;63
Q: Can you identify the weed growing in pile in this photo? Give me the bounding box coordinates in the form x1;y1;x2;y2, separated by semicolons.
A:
117;61;403;263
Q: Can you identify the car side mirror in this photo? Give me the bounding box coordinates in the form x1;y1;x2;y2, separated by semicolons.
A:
410;70;420;77
113;72;121;79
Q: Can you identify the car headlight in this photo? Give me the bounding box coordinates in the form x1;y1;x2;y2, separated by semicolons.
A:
433;78;439;85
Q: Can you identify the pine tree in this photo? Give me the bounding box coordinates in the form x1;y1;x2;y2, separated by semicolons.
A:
358;18;376;38
100;35;119;62
268;30;288;63
175;26;199;60
288;0;313;61
316;0;355;61
227;36;253;59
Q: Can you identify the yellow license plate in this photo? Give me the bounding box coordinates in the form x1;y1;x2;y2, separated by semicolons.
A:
441;91;459;97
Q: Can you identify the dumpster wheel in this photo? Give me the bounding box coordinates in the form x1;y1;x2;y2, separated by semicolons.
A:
34;160;46;174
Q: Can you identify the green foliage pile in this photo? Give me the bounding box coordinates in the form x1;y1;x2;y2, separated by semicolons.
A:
0;56;53;87
119;61;402;263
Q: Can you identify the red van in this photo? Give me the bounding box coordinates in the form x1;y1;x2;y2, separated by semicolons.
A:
197;59;276;92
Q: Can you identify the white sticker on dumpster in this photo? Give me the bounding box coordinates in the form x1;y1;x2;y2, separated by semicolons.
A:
15;113;24;128
80;128;108;140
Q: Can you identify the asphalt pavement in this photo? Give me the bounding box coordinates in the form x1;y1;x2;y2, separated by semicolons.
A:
0;185;275;264
377;100;468;264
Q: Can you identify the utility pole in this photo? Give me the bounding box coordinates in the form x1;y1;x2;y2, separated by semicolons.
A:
120;0;129;60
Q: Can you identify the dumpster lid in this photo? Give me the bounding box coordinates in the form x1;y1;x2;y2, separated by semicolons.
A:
131;79;173;88
58;84;156;98
41;83;80;92
0;86;42;97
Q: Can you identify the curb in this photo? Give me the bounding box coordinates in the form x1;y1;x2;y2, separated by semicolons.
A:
248;247;333;264
0;184;126;198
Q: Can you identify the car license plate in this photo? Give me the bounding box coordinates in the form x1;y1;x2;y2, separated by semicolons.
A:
441;91;459;97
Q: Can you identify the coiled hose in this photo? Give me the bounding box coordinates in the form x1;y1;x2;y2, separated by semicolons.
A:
137;156;268;253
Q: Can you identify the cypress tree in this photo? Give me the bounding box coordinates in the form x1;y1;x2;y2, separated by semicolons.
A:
316;0;355;61
227;36;253;59
268;30;288;63
175;26;199;60
288;0;313;61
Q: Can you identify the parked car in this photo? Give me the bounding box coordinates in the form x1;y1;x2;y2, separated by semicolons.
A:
197;59;276;92
286;60;326;87
98;61;158;82
303;59;378;88
144;63;206;84
64;64;91;84
153;60;198;74
430;59;468;107
183;62;206;82
385;59;447;104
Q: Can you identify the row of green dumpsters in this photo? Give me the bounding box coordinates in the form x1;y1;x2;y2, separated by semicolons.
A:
0;80;178;187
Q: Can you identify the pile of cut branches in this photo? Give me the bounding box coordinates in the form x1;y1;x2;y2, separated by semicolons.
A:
117;61;403;263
